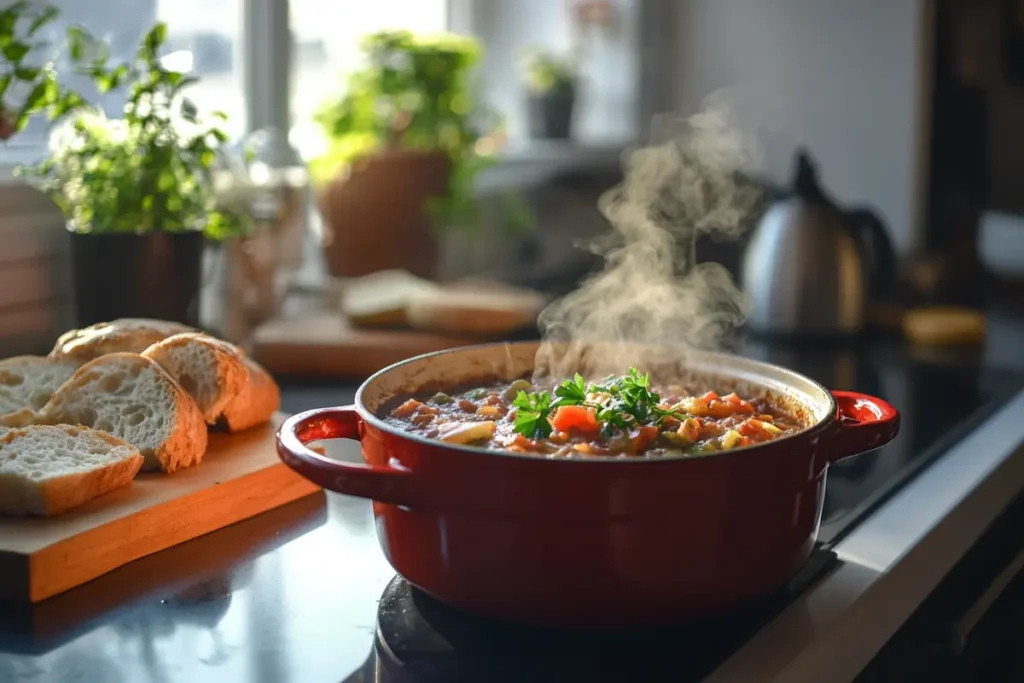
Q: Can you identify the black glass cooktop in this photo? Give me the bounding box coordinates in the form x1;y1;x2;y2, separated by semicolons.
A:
366;549;838;683
742;341;1024;547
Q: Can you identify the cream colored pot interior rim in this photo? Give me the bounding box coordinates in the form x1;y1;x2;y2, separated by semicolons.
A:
354;340;836;461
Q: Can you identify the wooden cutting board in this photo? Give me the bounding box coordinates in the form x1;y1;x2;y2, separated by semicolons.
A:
0;413;320;603
251;276;544;380
250;312;483;379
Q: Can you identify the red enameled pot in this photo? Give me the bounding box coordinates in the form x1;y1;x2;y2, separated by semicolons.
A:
276;342;899;628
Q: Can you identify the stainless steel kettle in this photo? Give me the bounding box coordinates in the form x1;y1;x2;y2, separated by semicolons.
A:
741;150;896;336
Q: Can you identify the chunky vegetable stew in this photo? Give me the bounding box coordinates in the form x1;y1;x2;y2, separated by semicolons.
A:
384;368;805;457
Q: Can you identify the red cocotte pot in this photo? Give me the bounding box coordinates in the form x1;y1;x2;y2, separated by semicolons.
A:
276;342;899;628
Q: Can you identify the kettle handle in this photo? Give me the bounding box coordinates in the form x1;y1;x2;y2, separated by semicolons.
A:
847;207;897;300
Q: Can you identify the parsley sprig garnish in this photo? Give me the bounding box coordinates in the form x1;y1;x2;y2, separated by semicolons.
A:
511;390;554;439
511;368;693;439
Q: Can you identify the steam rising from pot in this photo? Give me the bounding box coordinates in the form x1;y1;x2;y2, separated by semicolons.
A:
534;92;763;380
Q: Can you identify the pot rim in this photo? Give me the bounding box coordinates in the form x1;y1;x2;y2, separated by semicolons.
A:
352;341;838;465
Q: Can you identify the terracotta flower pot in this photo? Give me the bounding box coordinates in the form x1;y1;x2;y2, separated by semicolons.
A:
319;149;450;279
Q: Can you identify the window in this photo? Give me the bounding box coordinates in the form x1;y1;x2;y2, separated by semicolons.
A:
1;0;638;169
287;0;450;160
4;0;155;159
157;0;245;139
1;0;243;163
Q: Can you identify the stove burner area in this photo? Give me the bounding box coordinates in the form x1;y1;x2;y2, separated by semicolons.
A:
366;548;837;683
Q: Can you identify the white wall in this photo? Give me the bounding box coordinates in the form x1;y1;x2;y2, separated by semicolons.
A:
670;0;932;253
470;0;639;143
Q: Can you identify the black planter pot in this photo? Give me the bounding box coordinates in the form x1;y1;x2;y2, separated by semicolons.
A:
70;230;204;328
526;86;576;140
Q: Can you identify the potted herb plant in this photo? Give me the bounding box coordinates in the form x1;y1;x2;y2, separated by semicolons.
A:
312;30;512;279
18;23;240;328
520;47;578;140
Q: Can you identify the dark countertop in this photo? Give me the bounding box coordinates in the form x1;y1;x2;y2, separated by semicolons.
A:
279;384;359;415
0;386;378;683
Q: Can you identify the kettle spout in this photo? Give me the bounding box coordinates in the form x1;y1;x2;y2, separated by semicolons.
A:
792;148;826;203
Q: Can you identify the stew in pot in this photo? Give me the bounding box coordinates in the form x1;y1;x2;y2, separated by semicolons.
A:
384;368;805;458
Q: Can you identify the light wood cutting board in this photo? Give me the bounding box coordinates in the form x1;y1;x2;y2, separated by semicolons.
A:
250;312;483;379
0;413;320;603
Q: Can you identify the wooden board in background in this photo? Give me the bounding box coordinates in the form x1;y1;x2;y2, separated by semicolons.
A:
0;412;321;603
251;312;481;379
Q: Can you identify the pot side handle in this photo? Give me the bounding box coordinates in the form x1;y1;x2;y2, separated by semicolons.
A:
824;391;901;465
276;406;414;505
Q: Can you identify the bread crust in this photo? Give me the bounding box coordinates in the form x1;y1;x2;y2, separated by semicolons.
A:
0;425;143;517
49;319;196;365
0;408;39;429
222;358;281;432
155;358;209;474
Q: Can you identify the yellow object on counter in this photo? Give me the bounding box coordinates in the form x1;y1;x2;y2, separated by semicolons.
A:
902;307;987;347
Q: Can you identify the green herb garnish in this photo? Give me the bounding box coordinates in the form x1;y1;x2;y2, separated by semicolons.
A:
553;372;588;405
511;368;691;439
512;390;554;439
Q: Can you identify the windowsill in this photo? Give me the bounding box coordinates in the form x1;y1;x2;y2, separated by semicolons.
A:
476;138;631;193
0;145;43;186
3;138;631;194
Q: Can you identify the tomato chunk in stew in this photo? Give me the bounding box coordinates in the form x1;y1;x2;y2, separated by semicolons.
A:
383;368;805;458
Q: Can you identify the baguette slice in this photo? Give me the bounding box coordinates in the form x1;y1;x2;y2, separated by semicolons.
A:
226;357;281;432
29;353;207;473
50;318;197;365
142;333;249;425
0;424;144;516
143;333;280;432
0;355;79;416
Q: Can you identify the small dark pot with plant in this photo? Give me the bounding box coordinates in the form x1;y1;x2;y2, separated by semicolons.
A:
70;230;204;328
526;84;576;140
521;48;578;141
16;21;244;328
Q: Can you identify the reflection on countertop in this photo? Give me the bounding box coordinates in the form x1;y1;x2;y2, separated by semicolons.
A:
0;470;392;683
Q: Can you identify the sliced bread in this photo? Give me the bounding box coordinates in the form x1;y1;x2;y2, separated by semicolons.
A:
142;333;249;424
0;355;79;416
0;424;144;516
50;318;197;365
143;333;280;431
31;353;208;473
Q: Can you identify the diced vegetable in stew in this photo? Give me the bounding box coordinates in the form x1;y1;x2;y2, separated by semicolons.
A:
383;368;805;458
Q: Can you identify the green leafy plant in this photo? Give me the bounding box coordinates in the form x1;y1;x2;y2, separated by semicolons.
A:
313;29;530;234
17;22;241;240
0;1;84;139
519;47;577;95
